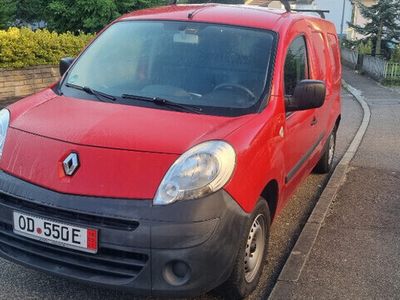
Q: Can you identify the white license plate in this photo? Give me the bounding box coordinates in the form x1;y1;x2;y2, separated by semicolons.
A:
13;211;98;254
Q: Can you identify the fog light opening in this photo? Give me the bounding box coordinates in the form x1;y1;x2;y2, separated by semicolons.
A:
163;260;191;286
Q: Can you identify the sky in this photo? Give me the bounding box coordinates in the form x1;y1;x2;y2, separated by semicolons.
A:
314;0;353;35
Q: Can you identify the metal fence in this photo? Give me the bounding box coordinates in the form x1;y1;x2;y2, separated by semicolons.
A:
341;48;358;69
341;48;400;82
362;55;387;81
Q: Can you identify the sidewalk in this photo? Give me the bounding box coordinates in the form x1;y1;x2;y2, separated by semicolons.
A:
269;67;400;299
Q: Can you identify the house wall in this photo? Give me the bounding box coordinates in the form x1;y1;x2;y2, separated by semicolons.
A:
348;0;377;40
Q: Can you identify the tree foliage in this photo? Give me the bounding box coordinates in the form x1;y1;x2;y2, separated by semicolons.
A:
15;0;48;23
0;0;16;29
0;0;48;29
47;0;117;33
349;0;400;55
46;0;165;33
0;0;165;33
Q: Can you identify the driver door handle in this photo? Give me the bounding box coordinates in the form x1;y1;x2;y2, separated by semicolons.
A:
311;116;318;126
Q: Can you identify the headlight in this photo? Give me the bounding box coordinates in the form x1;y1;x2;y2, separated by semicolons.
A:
154;140;236;205
0;109;10;158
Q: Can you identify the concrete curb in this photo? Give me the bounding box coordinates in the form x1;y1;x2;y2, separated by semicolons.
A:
268;81;371;298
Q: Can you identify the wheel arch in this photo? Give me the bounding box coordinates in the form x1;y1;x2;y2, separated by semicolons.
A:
335;114;341;130
260;180;279;221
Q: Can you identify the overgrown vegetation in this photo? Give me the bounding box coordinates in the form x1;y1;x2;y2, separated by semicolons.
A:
0;27;94;68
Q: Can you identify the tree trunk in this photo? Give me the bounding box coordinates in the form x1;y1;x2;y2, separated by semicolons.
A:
376;20;383;56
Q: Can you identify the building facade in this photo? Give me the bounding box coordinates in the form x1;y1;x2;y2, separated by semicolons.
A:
347;0;377;40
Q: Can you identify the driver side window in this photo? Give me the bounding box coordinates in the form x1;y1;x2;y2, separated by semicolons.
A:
284;36;309;97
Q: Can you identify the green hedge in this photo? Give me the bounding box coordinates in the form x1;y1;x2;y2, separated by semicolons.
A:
0;27;94;68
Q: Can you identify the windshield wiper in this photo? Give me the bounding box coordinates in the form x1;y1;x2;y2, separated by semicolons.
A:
121;94;202;114
66;83;116;102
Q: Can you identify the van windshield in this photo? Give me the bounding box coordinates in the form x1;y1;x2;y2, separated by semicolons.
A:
61;21;276;116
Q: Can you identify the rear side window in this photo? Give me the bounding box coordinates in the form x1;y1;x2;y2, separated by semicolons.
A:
284;36;308;96
311;32;327;81
327;33;341;82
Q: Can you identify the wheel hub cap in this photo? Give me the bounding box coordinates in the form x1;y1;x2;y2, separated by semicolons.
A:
244;214;265;283
328;134;335;166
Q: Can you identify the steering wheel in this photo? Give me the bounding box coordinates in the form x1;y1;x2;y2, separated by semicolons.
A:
213;83;256;100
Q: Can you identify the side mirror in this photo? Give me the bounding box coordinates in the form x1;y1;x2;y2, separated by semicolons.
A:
285;80;326;112
59;57;75;77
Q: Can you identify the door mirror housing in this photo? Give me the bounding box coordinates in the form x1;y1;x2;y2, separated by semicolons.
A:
285;80;326;112
59;57;75;77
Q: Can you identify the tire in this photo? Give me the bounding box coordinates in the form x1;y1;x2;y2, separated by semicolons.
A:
219;199;271;299
314;128;336;174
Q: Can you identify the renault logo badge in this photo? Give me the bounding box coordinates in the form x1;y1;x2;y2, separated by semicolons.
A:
63;153;80;176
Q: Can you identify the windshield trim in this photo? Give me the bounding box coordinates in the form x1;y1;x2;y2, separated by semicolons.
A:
58;20;278;117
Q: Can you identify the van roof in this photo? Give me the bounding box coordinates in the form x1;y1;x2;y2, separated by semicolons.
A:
118;4;333;33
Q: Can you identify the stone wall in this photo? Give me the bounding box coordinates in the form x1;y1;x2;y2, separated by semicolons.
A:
0;66;60;105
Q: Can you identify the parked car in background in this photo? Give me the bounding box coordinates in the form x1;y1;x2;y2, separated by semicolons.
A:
0;3;341;298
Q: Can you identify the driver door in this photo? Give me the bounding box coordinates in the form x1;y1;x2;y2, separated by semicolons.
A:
283;35;320;198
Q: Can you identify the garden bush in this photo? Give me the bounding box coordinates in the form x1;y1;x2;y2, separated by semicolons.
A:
0;27;94;68
391;45;400;63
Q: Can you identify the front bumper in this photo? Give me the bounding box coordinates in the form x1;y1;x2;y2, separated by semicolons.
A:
0;171;248;296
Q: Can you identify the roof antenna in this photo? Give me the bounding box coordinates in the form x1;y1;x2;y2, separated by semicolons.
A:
280;0;291;13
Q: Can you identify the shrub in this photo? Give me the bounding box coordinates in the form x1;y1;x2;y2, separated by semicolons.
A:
391;45;400;62
341;38;358;50
358;40;373;55
0;27;94;68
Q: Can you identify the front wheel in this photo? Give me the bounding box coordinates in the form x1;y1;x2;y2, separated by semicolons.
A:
219;199;270;299
314;128;336;174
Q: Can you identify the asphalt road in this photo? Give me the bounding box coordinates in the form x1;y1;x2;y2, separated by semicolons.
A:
0;91;362;300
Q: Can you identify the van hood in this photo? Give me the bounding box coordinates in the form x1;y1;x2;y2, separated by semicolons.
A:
9;90;252;154
2;90;253;199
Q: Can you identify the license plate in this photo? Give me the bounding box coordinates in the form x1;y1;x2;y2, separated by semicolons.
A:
13;211;98;254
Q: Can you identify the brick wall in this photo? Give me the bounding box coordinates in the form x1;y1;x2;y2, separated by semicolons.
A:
0;65;60;104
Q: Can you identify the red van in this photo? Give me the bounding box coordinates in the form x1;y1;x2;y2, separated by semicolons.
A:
0;3;341;298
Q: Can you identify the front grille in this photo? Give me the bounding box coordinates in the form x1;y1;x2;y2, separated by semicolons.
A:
0;222;149;283
0;192;139;231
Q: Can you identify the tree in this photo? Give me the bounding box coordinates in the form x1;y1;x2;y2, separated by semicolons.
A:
46;0;164;33
15;0;47;24
1;0;48;29
0;0;16;29
116;0;162;12
47;0;117;33
349;0;400;56
1;0;164;32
